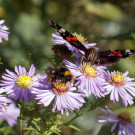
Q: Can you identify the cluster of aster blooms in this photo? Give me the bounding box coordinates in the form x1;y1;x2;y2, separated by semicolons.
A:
0;20;20;127
0;20;135;134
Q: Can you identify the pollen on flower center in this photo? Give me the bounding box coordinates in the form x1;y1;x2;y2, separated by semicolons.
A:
52;81;69;95
117;112;132;125
80;63;97;78
109;71;124;86
16;75;33;89
72;32;87;43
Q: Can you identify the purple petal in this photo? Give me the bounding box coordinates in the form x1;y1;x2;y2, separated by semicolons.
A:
28;64;35;76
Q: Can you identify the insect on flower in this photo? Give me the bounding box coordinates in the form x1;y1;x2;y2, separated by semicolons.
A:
49;20;135;66
51;32;98;60
32;67;84;115
46;66;75;84
63;59;106;97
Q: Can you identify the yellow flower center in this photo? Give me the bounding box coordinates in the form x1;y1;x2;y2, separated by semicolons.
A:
113;75;123;82
117;112;132;125
109;71;124;87
72;32;87;43
80;62;97;78
16;75;33;89
52;81;69;95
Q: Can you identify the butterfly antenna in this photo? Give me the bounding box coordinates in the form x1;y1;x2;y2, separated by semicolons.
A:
49;20;62;30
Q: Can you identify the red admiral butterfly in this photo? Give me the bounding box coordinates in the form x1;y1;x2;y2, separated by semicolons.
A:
49;20;135;66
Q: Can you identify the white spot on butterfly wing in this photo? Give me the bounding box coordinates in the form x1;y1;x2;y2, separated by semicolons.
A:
125;49;132;54
59;28;66;34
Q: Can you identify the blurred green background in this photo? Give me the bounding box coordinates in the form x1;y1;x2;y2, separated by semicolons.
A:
0;0;135;135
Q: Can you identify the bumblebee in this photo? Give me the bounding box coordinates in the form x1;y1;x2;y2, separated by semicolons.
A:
46;67;74;83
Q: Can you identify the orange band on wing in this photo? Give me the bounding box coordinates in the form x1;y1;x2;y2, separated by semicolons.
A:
66;36;78;42
110;50;123;57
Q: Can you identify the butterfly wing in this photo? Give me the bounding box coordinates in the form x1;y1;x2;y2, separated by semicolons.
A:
52;44;72;60
49;21;135;67
49;20;87;52
93;49;135;66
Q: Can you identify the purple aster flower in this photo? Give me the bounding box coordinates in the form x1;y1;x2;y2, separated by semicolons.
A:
0;95;20;126
32;75;85;116
52;32;98;53
98;106;135;135
0;20;9;43
0;95;11;113
63;60;106;98
0;64;43;103
104;71;135;106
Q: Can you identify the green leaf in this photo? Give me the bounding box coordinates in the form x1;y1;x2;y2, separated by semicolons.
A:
68;125;80;132
31;119;41;132
0;124;15;135
23;127;35;130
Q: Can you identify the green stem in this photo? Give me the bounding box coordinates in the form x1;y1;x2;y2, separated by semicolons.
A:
27;105;38;127
19;103;23;135
64;113;81;126
63;109;91;126
64;96;109;126
20;117;22;135
22;104;39;135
